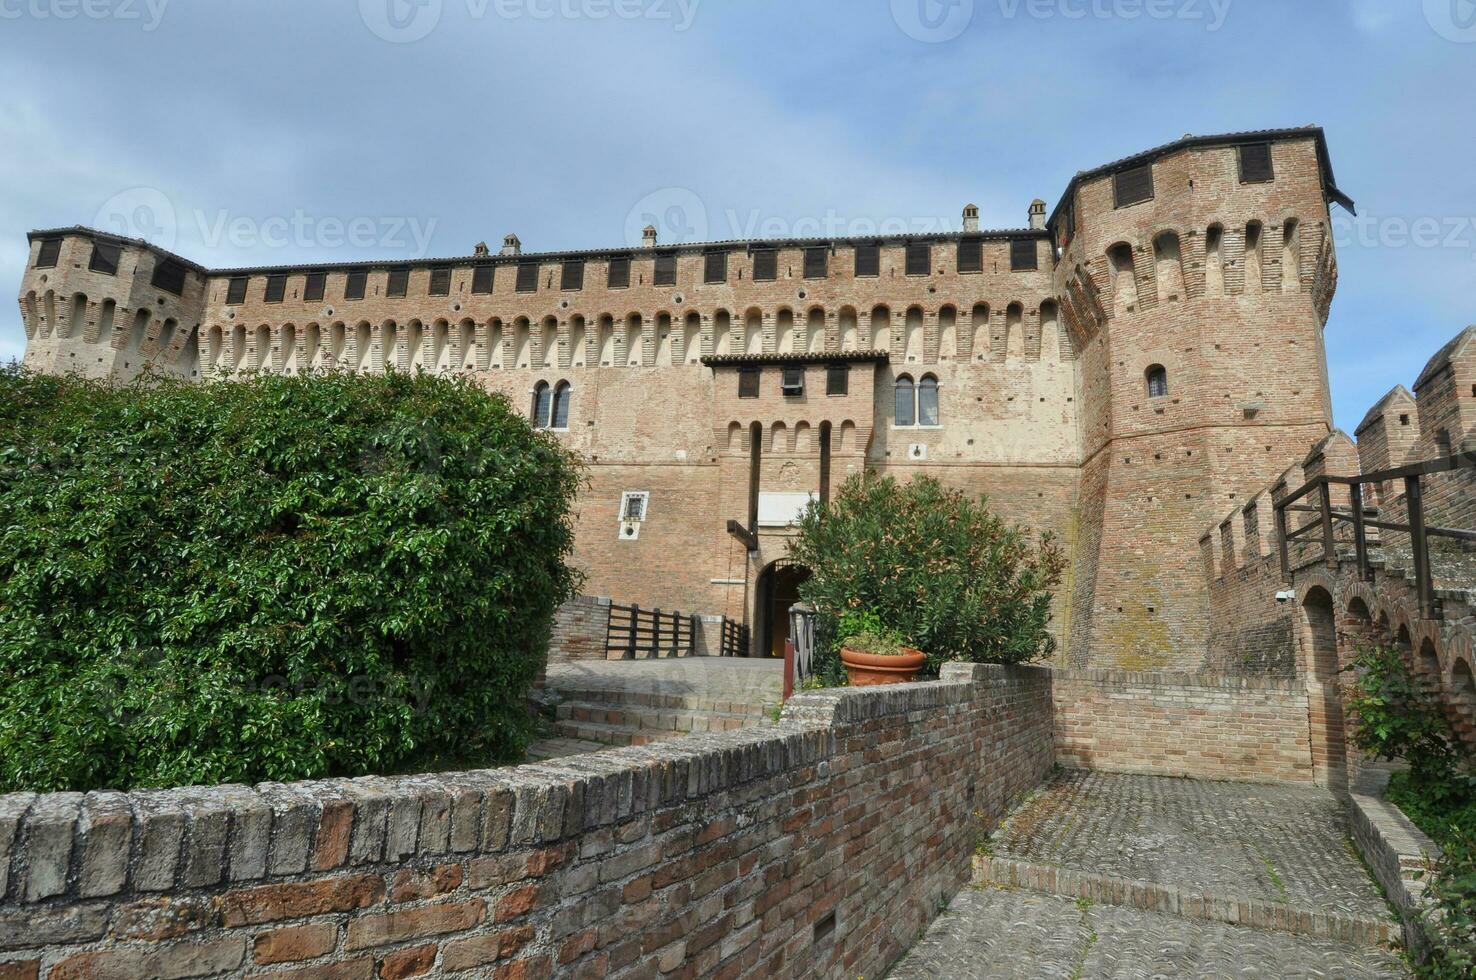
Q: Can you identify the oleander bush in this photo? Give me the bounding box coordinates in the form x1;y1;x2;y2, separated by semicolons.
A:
787;473;1066;681
0;366;582;793
1344;645;1475;976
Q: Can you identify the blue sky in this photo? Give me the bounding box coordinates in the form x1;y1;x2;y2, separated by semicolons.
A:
1;0;1472;433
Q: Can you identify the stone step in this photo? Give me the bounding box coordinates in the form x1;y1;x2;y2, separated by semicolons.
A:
549;688;779;716
973;854;1401;949
554;700;770;731
553;719;695;747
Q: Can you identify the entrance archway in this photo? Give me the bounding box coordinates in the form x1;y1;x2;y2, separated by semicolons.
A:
1299;586;1347;789
753;559;812;659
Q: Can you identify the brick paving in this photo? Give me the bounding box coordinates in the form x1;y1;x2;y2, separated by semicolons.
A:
889;889;1407;979
990;769;1389;918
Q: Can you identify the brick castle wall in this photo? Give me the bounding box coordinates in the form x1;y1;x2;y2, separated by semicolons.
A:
0;663;1054;980
547;596;612;664
1051;669;1314;783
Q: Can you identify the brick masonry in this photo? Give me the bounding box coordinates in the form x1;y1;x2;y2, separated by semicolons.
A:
0;663;1054;979
1051;669;1314;783
15;127;1351;671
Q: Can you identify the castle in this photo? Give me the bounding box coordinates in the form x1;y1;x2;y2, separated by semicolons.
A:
16;127;1355;670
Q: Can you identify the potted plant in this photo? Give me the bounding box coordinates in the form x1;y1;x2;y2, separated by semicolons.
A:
836;610;926;686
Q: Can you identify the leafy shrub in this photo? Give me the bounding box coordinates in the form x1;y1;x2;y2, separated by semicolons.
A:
0;367;582;793
787;474;1066;679
1343;645;1476;975
834;609;908;657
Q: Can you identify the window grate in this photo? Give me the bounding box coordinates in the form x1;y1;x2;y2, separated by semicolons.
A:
781;366;804;394
89;243;121;276
826;363;849;395
1113;165;1154;208
264;274;287;303
752;249;778;281
738;368;760;398
608;255;631;289
854;243;880;277
561;260;585;292
471;265;494;294
654;251;677;286
386;269;409;298
516;262;539;293
704;249;728;284
1010;239;1038;271
303;271;326;302
957;238;983;274
905;243;930;276
803;247;829;280
152;258;187;295
226;276;250;305
35;238;62;268
344;270;367;300
429;268;452;296
1238;143;1274;183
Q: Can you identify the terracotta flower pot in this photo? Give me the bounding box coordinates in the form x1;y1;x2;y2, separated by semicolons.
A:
839;646;927;687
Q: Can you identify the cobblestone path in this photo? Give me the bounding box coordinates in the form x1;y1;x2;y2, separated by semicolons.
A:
888;770;1407;978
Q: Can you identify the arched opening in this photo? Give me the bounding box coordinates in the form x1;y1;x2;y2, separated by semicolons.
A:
1039;301;1061;361
1153;231;1185;303
744;309;764;355
1453;660;1476;731
278;323;296;373
806;308;826;354
971;303;990;360
1418;639;1443;694
303;323;322;370
22;291;38;338
895;375;916;427
1107;243;1138;313
918;375;940;426
681;313;701;363
253;324;271;370
753;560;813;660
511;317;532;369
1244;221;1264;294
1300;586;1346;788
770;421;788;453
66;293;87;339
903;307;924;362
726;421;743;452
541;317;559;369
1146;364;1168;399
380;321;398;372
232;324;249;371
776;309;796;355
1281;218;1301;292
870;305;891;351
430;319;450;371
654;313;674;366
457;320;477;370
714;310;733;357
596;315;615;366
938;306;957;360
1204;224;1225;297
532;381;552;429
552;381;572;430
624;314;643;366
568;316;587;368
1005;303;1024;358
839;307;858;351
487;319;505;369
818;421;833;504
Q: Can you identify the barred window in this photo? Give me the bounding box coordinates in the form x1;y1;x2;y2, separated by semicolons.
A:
344;270;367;300
803;247;828;279
704;249;728;284
89;243;121;276
1010;239;1038;271
516;262;539;293
1113;164;1154;209
826;363;849;395
264;274;287;303
608;255;631;288
386;269;409;298
35;238;62;268
226;276;250;305
957;237;983;274
429;268;452;296
152;258;188;295
1146;364;1168;398
905;243;930;276
854;243;880;277
654;251;677;286
1238;143;1274;183
303;271;326;302
561;260;584;291
738;368;760;398
752;249;778;281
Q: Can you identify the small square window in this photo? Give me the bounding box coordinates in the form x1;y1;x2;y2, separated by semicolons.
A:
151;258;187;295
781;366;804;395
344;270;368;300
608;255;631;289
226;276;249;305
34;238;62;268
386;269;409;298
516;262;539;293
429;268;452;296
752;249;778;282
471;265;495;294
621;491;649;522
803;247;828;279
89;243;121;276
905;243;930;276
826;363;849;396
1010;239;1038;271
855;243;881;277
1238;143;1274;184
704;249;728;284
561;260;585;291
654;251;677;286
264;274;287;303
738;368;760;398
1113;164;1154;208
303;271;327;302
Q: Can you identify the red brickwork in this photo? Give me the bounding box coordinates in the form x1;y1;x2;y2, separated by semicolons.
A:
0;664;1054;980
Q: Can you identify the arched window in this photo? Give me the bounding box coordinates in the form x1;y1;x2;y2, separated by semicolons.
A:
552;382;572;429
894;375;915;427
918;375;940;426
532;381;552;429
1146;364;1168;398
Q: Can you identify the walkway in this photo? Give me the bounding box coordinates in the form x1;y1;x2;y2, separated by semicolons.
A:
889;770;1407;978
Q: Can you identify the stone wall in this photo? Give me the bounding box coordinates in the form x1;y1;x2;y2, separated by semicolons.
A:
547;596;613;664
0;663;1054;980
1051;669;1314;783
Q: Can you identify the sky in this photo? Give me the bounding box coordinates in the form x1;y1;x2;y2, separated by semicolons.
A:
1;0;1473;433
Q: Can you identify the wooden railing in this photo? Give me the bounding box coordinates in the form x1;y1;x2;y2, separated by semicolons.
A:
717;617;750;659
1274;453;1476;620
605;603;696;659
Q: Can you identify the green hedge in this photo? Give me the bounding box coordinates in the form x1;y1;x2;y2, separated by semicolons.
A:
787;474;1066;679
0;367;582;793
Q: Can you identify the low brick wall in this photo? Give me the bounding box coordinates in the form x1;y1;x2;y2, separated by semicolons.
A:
1052;669;1314;783
0;663;1053;979
547;596;612;664
1347;772;1442;957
